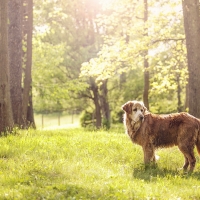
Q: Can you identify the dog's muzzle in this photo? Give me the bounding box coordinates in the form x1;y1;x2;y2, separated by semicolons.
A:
140;116;144;121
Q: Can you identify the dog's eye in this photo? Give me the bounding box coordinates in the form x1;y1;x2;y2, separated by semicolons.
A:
141;109;144;112
133;108;137;112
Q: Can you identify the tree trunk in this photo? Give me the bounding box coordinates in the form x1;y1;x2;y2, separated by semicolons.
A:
100;80;111;129
22;0;35;128
143;0;149;110
8;0;23;126
143;55;149;109
185;83;189;111
27;84;36;128
0;1;14;133
90;77;101;128
176;75;182;112
182;0;200;117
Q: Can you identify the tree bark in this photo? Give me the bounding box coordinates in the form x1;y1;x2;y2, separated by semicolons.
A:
182;0;200;117
27;84;36;128
8;0;23;126
100;80;111;129
143;0;149;110
185;83;189;111
176;75;182;112
22;0;35;127
0;0;14;133
90;77;101;128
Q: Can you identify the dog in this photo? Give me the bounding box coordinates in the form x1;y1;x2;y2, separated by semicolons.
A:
122;100;200;172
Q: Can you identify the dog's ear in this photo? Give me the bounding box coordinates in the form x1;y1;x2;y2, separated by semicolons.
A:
122;101;133;113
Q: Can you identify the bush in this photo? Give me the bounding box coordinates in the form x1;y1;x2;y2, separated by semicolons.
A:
80;110;94;127
112;109;124;124
102;118;111;130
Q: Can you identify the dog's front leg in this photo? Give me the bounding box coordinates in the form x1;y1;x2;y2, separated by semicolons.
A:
143;143;155;164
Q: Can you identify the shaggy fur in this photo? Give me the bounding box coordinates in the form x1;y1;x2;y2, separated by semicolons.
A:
122;100;200;172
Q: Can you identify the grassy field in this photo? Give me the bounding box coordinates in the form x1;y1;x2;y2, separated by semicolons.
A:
0;127;200;199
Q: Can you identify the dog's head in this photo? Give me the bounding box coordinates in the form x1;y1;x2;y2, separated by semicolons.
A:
122;100;147;123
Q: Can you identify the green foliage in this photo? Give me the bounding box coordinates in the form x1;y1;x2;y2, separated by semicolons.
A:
1;128;200;199
79;109;112;130
33;0;188;118
149;98;178;114
80;0;187;114
33;0;98;113
112;109;124;124
150;41;187;96
80;110;94;128
102;118;111;130
32;35;88;113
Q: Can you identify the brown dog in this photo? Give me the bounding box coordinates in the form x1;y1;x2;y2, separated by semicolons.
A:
122;100;200;172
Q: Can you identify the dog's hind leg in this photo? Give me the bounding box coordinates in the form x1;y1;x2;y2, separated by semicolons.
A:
186;152;195;172
182;155;189;171
178;145;196;172
188;152;196;172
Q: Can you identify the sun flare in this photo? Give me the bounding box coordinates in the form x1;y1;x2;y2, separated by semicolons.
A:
95;0;115;8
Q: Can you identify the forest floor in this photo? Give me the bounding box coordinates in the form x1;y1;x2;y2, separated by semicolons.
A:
0;127;200;199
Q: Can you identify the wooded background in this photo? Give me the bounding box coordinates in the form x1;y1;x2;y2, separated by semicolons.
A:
0;0;200;131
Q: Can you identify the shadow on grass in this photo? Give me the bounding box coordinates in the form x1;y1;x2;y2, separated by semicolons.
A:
132;164;200;182
52;184;101;199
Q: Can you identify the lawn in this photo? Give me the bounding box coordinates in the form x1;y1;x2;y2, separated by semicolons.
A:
0;127;200;199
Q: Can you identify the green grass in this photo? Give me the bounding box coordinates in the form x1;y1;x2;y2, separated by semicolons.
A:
0;127;200;199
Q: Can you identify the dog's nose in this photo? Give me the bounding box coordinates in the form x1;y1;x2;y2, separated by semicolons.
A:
140;116;144;121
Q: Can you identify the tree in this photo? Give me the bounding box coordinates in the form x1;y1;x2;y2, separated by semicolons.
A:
100;80;111;129
81;0;187;114
89;77;102;128
8;0;23;126
182;0;200;117
33;0;105;128
33;0;189;127
22;0;35;128
0;0;14;132
143;0;149;109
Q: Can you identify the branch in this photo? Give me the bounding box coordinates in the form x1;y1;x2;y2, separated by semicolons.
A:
77;91;94;100
152;38;185;44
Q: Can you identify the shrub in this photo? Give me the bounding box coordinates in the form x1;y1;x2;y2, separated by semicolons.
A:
112;109;124;124
80;110;94;127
